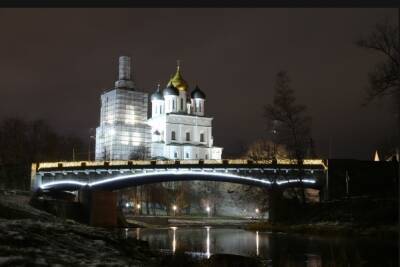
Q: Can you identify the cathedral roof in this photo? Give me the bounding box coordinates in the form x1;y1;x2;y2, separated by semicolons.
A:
167;63;189;92
163;82;179;96
151;84;164;101
191;85;206;99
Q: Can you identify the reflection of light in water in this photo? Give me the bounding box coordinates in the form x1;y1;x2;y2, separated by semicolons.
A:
170;227;177;254
136;228;140;240
256;231;259;256
206;226;211;259
124;228;128;239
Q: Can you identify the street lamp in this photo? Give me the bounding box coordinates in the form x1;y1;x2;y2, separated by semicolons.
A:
255;208;260;218
206;206;211;217
136;203;141;216
172;205;177;216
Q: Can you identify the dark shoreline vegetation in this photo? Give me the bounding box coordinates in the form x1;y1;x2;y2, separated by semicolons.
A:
247;196;399;240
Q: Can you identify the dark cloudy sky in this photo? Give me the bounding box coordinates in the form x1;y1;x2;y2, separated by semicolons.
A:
0;8;397;159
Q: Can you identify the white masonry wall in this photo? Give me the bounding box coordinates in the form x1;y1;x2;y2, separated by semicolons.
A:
148;113;222;160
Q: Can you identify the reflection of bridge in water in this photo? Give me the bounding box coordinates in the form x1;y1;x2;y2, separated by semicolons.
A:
32;159;327;191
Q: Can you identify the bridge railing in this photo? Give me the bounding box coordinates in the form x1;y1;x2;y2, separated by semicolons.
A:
35;159;327;171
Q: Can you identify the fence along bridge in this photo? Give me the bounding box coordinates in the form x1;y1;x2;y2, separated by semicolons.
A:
32;159;327;192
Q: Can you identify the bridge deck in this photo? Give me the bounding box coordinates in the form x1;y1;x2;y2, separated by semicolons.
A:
31;159;327;191
35;159;327;172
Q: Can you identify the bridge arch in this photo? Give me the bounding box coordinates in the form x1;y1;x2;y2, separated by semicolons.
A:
40;170;319;192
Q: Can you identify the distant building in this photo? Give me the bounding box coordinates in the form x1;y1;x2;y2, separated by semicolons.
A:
148;64;222;160
95;56;222;160
95;56;151;160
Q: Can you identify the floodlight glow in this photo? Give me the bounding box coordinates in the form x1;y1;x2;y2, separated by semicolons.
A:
276;180;289;185
39;170;317;190
40;180;86;189
88;170;273;187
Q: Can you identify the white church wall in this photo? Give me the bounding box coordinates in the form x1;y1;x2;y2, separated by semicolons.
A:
211;147;223;159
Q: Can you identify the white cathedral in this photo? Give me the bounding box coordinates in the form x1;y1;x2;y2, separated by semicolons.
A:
95;56;223;161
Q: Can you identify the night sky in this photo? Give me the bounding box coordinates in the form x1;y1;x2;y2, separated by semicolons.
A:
0;8;397;160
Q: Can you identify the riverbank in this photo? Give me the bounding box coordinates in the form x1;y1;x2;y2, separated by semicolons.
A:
246;196;399;239
0;191;159;266
126;215;259;228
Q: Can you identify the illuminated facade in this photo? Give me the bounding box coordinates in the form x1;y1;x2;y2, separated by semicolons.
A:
148;64;222;160
95;56;151;160
95;56;222;160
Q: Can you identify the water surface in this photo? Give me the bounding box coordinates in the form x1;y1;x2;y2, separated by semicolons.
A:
124;227;398;266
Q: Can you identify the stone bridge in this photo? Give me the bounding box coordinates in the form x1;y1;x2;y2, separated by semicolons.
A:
32;159;327;191
31;159;327;227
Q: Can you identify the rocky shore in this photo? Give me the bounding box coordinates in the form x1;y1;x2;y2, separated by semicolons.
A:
0;191;158;266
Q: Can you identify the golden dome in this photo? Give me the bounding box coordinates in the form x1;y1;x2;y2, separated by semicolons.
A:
167;64;189;92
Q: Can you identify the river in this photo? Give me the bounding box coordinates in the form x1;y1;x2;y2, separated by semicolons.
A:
123;227;398;266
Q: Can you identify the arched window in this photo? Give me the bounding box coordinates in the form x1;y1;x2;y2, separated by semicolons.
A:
159;105;162;114
198;103;201;113
172;99;175;110
174;152;177;158
171;131;176;141
186;132;190;141
180;98;183;111
185;152;189;159
205;154;208;159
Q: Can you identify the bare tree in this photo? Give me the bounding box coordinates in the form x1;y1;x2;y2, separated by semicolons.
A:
264;71;312;205
245;138;288;160
264;71;311;162
356;18;400;138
